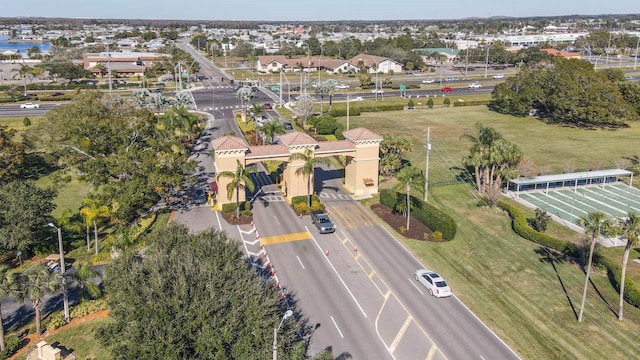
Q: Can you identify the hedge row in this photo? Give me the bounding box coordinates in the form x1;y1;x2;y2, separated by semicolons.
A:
328;103;404;117
498;200;640;308
453;100;491;107
221;201;251;213
498;201;578;256
379;189;457;240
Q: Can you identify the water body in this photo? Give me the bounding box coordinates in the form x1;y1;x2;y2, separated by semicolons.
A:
0;36;50;54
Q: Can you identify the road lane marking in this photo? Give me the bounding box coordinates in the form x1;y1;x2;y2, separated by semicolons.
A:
389;315;413;352
307;227;368;318
426;344;439;360
330;316;344;338
260;232;311;245
273;215;280;225
296;256;305;270
409;278;424;295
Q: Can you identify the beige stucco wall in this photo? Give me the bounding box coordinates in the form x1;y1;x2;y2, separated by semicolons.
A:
212;149;246;204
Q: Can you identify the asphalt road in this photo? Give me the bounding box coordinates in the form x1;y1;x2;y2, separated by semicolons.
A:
171;43;521;359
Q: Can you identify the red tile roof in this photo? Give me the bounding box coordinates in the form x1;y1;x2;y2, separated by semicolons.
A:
211;136;249;151
246;145;290;159
280;132;318;147
316;140;356;154
343;127;383;142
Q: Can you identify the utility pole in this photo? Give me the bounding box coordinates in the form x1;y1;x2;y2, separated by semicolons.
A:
635;37;639;70
424;127;431;202
279;69;283;106
484;44;490;78
346;93;350;130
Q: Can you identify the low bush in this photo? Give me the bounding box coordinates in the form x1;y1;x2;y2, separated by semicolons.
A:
453;100;491;107
0;335;21;360
44;311;67;331
379;189;457;240
70;298;108;318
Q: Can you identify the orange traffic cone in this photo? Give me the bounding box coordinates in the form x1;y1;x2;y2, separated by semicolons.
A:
354;246;358;252
325;249;329;256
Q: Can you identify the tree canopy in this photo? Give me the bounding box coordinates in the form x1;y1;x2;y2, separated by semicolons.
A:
41;91;197;223
490;57;639;128
98;225;302;359
0;180;56;253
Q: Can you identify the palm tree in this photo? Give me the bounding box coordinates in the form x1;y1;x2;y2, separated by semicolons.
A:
396;166;425;231
11;63;33;96
217;160;256;219
259;121;285;145
289;148;332;207
17;265;59;335
80;200;111;255
68;263;101;300
0;266;17;351
577;211;613;323
618;212;640;321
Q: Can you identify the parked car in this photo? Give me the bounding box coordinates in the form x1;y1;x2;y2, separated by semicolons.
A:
311;211;335;234
440;87;454;92
468;83;482;89
283;121;293;130
20;102;40;109
415;269;452;298
264;103;273;109
421;79;435;84
493;74;505;79
193;189;207;204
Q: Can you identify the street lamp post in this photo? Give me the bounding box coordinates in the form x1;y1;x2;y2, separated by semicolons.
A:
48;223;70;323
272;309;293;360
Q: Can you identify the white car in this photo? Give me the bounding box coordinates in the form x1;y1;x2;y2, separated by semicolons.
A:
335;84;350;89
371;89;384;94
20;102;40;109
415;269;452;298
493;74;505;79
421;79;435;84
468;83;482;89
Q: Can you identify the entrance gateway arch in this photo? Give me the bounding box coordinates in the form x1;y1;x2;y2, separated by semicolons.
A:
211;128;382;205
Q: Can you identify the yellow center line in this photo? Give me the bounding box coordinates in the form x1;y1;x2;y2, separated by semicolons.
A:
260;232;312;245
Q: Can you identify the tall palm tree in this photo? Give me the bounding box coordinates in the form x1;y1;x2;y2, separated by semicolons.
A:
0;266;17;351
259;121;285;145
577;211;613;323
69;263;101;300
396;166;425;231
289;148;332;207
17;265;59;335
217;160;256;219
618;212;640;321
80;200;111;255
11;63;33;96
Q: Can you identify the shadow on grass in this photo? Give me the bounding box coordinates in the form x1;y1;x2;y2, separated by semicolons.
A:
535;247;578;321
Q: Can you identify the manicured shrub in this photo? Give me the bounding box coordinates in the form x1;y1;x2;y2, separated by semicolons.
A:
379;189;457;240
0;335;21;360
70;298;108;318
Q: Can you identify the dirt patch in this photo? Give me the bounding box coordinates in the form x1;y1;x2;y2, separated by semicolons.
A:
370;203;433;241
220;212;253;225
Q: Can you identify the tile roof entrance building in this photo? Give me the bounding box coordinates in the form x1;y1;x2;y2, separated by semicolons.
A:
211;128;382;205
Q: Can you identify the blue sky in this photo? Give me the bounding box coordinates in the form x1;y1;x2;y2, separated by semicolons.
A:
3;1;638;21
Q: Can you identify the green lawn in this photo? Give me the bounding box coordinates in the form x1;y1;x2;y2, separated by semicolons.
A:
16;318;113;360
0;115;46;131
345;106;640;359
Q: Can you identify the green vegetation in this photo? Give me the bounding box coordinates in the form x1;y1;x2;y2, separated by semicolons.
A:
490;58;639;127
16;318;113;360
346;105;640;359
98;225;304;359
